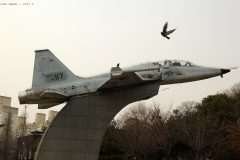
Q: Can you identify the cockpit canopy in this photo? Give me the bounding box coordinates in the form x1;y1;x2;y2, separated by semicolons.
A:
155;60;197;67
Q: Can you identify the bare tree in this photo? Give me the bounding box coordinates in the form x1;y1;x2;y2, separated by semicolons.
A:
17;105;29;160
171;101;207;160
121;102;155;160
0;110;15;160
149;103;174;158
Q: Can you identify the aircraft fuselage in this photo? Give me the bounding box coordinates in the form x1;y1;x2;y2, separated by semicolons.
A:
18;50;231;109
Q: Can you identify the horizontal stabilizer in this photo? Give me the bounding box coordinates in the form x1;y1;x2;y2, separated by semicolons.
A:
40;89;68;98
38;102;63;109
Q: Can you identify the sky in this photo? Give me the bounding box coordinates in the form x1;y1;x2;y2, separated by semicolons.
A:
0;0;239;122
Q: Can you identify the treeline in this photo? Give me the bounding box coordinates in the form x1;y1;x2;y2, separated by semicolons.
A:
100;83;240;160
0;106;39;160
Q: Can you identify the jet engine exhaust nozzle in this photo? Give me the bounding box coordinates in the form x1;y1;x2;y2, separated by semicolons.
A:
18;91;28;104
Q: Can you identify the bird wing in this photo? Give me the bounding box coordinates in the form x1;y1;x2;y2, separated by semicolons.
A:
163;22;168;33
165;29;176;35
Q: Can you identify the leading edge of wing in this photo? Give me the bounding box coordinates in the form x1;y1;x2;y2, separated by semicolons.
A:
98;69;143;90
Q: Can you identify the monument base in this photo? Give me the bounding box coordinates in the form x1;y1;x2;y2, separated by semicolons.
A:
35;82;160;160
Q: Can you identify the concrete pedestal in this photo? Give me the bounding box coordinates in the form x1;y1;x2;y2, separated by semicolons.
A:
35;82;160;160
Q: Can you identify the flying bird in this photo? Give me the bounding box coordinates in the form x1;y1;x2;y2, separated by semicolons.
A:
161;22;176;39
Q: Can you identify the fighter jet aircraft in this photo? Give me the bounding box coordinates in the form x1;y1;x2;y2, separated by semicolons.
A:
19;49;232;109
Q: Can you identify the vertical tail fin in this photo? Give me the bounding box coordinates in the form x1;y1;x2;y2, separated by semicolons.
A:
32;49;78;87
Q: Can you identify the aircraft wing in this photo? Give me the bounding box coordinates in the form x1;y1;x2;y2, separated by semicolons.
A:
98;72;142;90
98;66;159;90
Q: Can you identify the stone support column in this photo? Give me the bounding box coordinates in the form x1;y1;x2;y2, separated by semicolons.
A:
35;82;160;160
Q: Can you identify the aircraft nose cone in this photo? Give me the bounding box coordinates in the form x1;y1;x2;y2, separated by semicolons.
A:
221;69;230;75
